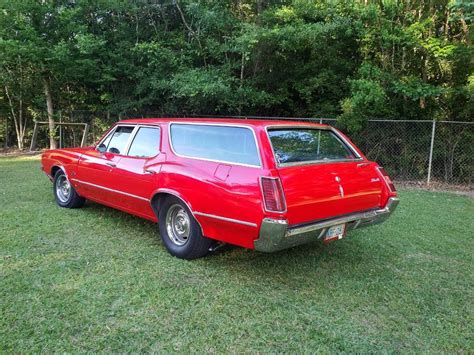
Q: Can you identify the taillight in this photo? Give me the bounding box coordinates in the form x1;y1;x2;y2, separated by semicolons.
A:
260;177;286;212
377;167;396;192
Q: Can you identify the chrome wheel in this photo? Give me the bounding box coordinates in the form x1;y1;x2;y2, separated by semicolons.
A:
165;204;191;246
55;174;71;203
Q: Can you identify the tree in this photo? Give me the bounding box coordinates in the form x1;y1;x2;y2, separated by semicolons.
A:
0;0;472;150
0;0;108;148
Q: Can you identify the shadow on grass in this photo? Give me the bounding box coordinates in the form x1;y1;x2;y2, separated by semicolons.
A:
78;199;377;285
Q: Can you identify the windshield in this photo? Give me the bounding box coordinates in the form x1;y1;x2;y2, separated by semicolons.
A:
268;128;358;165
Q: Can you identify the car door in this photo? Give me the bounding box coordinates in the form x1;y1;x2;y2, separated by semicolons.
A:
109;125;163;219
74;125;135;205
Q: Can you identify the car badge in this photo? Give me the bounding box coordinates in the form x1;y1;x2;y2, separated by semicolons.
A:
339;185;345;198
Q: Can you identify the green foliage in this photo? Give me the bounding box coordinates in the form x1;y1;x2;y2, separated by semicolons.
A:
392;76;446;101
0;0;472;148
339;63;393;131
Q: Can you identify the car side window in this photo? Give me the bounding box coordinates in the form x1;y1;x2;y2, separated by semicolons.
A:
106;126;134;154
127;127;161;157
100;129;114;150
170;124;260;166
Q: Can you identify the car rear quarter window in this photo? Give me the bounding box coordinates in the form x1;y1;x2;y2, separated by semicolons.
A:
170;124;260;167
268;128;357;165
128;127;161;157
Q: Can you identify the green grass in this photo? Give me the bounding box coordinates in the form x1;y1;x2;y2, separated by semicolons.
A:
0;156;473;352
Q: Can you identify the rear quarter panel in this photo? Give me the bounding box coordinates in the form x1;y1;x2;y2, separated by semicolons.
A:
156;124;269;249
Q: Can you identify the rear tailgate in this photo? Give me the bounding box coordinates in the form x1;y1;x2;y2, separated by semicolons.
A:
278;161;384;225
266;125;386;225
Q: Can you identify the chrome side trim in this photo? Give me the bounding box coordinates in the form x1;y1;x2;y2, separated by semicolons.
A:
168;122;263;168
255;197;400;252
194;211;257;228
70;178;149;202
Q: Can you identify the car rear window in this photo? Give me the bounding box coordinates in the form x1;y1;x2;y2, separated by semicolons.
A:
170;124;260;167
268;128;357;165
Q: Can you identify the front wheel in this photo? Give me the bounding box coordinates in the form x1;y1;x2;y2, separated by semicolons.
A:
158;197;212;259
53;170;85;208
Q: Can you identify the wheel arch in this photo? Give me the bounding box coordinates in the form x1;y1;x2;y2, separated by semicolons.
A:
51;165;68;179
150;189;204;234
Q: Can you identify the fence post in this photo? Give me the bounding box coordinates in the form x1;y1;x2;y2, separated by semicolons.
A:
81;124;89;147
29;122;39;151
59;110;62;149
427;120;436;185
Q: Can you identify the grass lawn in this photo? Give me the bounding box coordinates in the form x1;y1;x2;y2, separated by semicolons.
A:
1;156;473;352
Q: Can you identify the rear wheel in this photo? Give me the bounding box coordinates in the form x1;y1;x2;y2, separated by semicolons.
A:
53;170;85;208
158;197;212;259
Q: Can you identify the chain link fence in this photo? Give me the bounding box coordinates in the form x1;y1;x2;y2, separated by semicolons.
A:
176;114;473;187
1;111;472;188
318;119;473;187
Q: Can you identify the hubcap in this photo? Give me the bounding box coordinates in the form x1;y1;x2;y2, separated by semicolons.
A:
165;204;191;246
56;174;71;203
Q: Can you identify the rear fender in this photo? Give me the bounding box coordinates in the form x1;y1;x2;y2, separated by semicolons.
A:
149;188;204;235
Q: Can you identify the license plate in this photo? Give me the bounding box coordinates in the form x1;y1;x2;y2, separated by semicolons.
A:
324;224;346;243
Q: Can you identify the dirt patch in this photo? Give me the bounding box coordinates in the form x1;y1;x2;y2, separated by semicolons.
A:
396;180;474;198
0;149;42;158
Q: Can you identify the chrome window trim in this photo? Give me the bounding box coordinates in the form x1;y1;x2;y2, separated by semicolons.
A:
194;211;257;228
278;158;363;167
264;125;363;168
168;122;262;168
71;178;149;202
96;124;163;158
95;125;118;150
123;126;139;155
96;124;137;155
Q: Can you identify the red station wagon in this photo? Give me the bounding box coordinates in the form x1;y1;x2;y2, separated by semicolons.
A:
41;118;399;259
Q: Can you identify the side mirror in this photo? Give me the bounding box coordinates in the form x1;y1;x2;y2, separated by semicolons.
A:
97;143;107;153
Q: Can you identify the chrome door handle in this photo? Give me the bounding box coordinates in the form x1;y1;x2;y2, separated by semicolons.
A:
106;162;116;167
357;162;370;167
144;169;156;175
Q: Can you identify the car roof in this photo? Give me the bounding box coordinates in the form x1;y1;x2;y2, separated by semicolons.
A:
117;117;330;129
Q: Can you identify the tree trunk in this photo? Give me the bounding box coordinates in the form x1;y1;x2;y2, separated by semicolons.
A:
43;77;56;149
5;85;24;150
175;1;207;66
419;54;428;109
4;115;8;148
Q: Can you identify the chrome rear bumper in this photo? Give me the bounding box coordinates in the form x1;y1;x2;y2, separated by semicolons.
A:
254;197;399;252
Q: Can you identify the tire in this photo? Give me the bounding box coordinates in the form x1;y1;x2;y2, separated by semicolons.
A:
158;196;212;259
53;169;85;208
